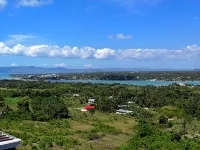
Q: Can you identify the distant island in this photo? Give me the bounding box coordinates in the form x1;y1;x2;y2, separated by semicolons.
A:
11;71;200;81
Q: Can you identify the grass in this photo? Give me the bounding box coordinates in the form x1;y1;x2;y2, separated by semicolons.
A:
0;106;134;150
3;99;200;150
4;97;21;111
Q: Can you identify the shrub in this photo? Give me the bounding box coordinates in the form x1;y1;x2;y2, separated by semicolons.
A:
87;132;100;140
159;115;168;124
92;123;121;134
137;119;153;137
166;122;173;128
171;132;182;142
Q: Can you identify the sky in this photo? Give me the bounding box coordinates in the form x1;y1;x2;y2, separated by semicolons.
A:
0;0;200;69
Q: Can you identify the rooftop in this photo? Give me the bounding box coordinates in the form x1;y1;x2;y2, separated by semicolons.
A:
0;132;21;150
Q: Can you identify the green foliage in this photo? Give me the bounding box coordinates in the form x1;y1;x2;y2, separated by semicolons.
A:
87;132;100;140
91;122;121;135
30;97;69;121
1;80;200;149
159;115;168;124
128;104;153;118
171;132;182;142
0;93;5;108
166;122;173;128
137;119;154;137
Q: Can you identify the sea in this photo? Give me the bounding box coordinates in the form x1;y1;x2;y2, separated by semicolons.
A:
1;73;200;86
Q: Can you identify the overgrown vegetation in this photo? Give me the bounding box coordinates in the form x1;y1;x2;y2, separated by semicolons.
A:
0;80;200;149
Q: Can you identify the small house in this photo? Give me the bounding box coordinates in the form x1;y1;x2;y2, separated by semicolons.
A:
73;94;80;97
85;105;95;110
116;109;133;114
88;99;95;104
0;132;21;150
108;96;113;99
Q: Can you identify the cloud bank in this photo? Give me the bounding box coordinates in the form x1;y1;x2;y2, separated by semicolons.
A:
0;42;200;61
17;0;53;7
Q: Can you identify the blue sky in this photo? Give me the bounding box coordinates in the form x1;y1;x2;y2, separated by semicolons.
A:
0;0;200;69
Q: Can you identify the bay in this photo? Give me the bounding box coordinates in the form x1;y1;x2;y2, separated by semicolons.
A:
1;73;200;86
48;79;200;86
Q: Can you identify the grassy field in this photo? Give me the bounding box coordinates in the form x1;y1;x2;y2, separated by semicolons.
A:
1;98;136;150
2;97;200;149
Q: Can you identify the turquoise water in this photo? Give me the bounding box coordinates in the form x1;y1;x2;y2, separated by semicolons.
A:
0;73;14;80
1;74;200;86
48;79;200;86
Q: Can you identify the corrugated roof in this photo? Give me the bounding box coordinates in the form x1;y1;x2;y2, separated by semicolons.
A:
0;132;21;149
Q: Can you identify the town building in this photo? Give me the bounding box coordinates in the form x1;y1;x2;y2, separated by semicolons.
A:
88;99;95;104
73;94;80;97
85;105;95;110
116;109;133;114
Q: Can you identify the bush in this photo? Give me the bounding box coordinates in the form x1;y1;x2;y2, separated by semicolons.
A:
166;122;173;128
87;132;100;140
159;115;168;124
137;119;153;137
171;132;182;142
31;97;69;121
92;123;121;134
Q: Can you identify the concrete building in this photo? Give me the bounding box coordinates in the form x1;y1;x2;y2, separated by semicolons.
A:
116;109;133;114
88;99;95;104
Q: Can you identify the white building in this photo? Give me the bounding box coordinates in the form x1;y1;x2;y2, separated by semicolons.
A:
73;94;80;97
88;99;95;104
0;132;21;150
116;109;133;114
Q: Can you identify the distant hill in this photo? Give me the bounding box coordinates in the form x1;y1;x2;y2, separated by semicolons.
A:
0;67;96;74
0;67;152;74
0;66;194;74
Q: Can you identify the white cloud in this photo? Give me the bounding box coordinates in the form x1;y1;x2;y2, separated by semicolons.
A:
10;63;17;67
55;63;66;67
0;0;7;9
5;34;36;45
117;34;132;39
109;34;132;39
17;0;53;7
0;42;200;61
84;64;92;68
94;48;115;59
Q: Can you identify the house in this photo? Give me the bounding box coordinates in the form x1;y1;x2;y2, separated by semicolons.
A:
88;99;95;104
0;132;21;150
85;105;95;110
108;96;113;99
73;94;80;97
116;109;133;114
81;108;87;112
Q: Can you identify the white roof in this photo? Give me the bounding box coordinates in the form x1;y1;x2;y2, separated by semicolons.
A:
88;99;95;101
0;132;21;149
116;109;133;113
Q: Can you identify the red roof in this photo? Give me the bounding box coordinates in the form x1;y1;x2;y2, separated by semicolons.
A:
85;105;95;110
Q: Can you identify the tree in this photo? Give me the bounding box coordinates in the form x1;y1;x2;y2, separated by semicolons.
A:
31;97;69;121
137;119;153;137
0;94;5;108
